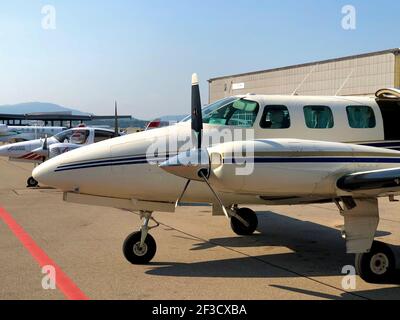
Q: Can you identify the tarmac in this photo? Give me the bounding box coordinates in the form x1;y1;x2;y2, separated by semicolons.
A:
1;157;400;300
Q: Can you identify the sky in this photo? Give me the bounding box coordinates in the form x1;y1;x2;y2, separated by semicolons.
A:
0;0;399;119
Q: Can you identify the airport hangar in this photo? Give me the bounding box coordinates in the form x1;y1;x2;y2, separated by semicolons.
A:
208;48;400;103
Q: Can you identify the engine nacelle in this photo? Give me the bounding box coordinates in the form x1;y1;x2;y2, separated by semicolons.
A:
207;139;357;197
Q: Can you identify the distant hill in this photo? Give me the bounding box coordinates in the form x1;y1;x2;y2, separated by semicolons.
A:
0;102;91;116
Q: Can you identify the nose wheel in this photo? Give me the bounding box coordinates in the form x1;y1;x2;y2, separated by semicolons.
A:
123;231;157;264
230;207;258;236
123;211;158;264
27;176;39;188
355;241;396;283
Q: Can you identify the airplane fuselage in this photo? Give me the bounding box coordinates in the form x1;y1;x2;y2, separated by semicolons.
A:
33;93;400;207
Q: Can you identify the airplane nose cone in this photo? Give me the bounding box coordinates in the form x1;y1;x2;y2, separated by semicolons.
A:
32;158;59;186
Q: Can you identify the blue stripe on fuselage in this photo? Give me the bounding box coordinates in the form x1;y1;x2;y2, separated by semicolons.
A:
54;157;400;173
53;141;400;172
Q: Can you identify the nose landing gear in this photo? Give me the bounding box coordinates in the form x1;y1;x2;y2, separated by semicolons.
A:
123;211;159;264
230;207;258;236
27;176;39;188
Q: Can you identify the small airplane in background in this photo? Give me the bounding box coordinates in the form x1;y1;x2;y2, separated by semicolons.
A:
145;119;162;131
0;103;126;187
33;76;400;284
0;124;66;143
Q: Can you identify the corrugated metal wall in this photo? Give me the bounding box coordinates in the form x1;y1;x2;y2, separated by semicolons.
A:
209;52;397;103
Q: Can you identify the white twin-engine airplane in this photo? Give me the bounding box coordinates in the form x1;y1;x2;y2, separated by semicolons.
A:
33;75;400;283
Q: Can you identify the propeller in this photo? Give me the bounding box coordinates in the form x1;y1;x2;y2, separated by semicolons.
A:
191;73;203;149
114;101;119;137
32;134;49;161
42;134;48;152
159;73;230;219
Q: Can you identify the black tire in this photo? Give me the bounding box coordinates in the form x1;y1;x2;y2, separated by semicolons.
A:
230;208;258;236
27;177;39;188
123;231;157;265
355;241;396;284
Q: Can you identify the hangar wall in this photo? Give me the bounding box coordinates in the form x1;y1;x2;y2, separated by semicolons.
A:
208;49;400;103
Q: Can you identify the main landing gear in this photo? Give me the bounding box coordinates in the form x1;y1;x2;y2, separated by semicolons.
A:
355;241;396;283
229;207;258;236
123;211;159;264
27;176;39;188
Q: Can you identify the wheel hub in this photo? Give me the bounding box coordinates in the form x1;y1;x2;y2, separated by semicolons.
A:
133;242;148;257
370;253;389;275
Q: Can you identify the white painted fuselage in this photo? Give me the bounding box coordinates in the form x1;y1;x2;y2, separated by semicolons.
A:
33;93;400;207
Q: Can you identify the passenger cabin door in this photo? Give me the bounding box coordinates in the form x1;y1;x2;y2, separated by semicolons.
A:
376;89;400;140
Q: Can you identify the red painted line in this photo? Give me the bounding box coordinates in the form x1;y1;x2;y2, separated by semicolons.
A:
0;207;89;300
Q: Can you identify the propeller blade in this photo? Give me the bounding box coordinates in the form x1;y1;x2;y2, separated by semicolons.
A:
114;101;119;137
167;73;204;209
175;180;191;208
42;135;48;151
191;73;203;149
198;170;230;220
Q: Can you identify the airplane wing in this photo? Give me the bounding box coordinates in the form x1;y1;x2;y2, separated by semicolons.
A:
337;167;400;196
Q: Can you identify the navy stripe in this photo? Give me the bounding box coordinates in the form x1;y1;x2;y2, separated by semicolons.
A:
55;159;150;172
225;157;400;164
54;141;400;172
55;156;400;173
57;155;148;169
57;153;177;170
55;155;175;172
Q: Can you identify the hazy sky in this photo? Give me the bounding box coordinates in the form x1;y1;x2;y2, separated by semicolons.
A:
0;0;399;119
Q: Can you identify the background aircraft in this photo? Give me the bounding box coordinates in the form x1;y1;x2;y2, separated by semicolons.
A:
0;124;66;143
1;104;126;187
0;110;132;142
32;76;400;284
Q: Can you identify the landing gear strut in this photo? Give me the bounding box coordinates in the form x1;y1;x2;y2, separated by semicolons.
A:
123;211;158;264
355;241;396;283
230;207;258;236
27;176;38;188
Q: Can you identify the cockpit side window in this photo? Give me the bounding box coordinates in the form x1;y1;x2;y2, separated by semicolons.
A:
260;105;291;129
346;105;376;129
55;129;90;144
203;99;260;128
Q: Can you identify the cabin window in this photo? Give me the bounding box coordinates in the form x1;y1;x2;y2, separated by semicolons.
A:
304;106;334;129
203;99;260;128
346;105;376;129
260;105;291;129
94;130;116;142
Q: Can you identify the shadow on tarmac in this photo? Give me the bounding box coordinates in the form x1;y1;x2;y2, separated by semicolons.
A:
146;210;400;299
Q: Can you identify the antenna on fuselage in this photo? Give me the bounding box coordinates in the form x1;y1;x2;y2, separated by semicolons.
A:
291;64;318;96
335;68;355;96
114;101;119;137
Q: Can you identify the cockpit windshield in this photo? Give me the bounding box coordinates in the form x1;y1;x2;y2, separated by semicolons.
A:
54;129;90;145
182;97;259;128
